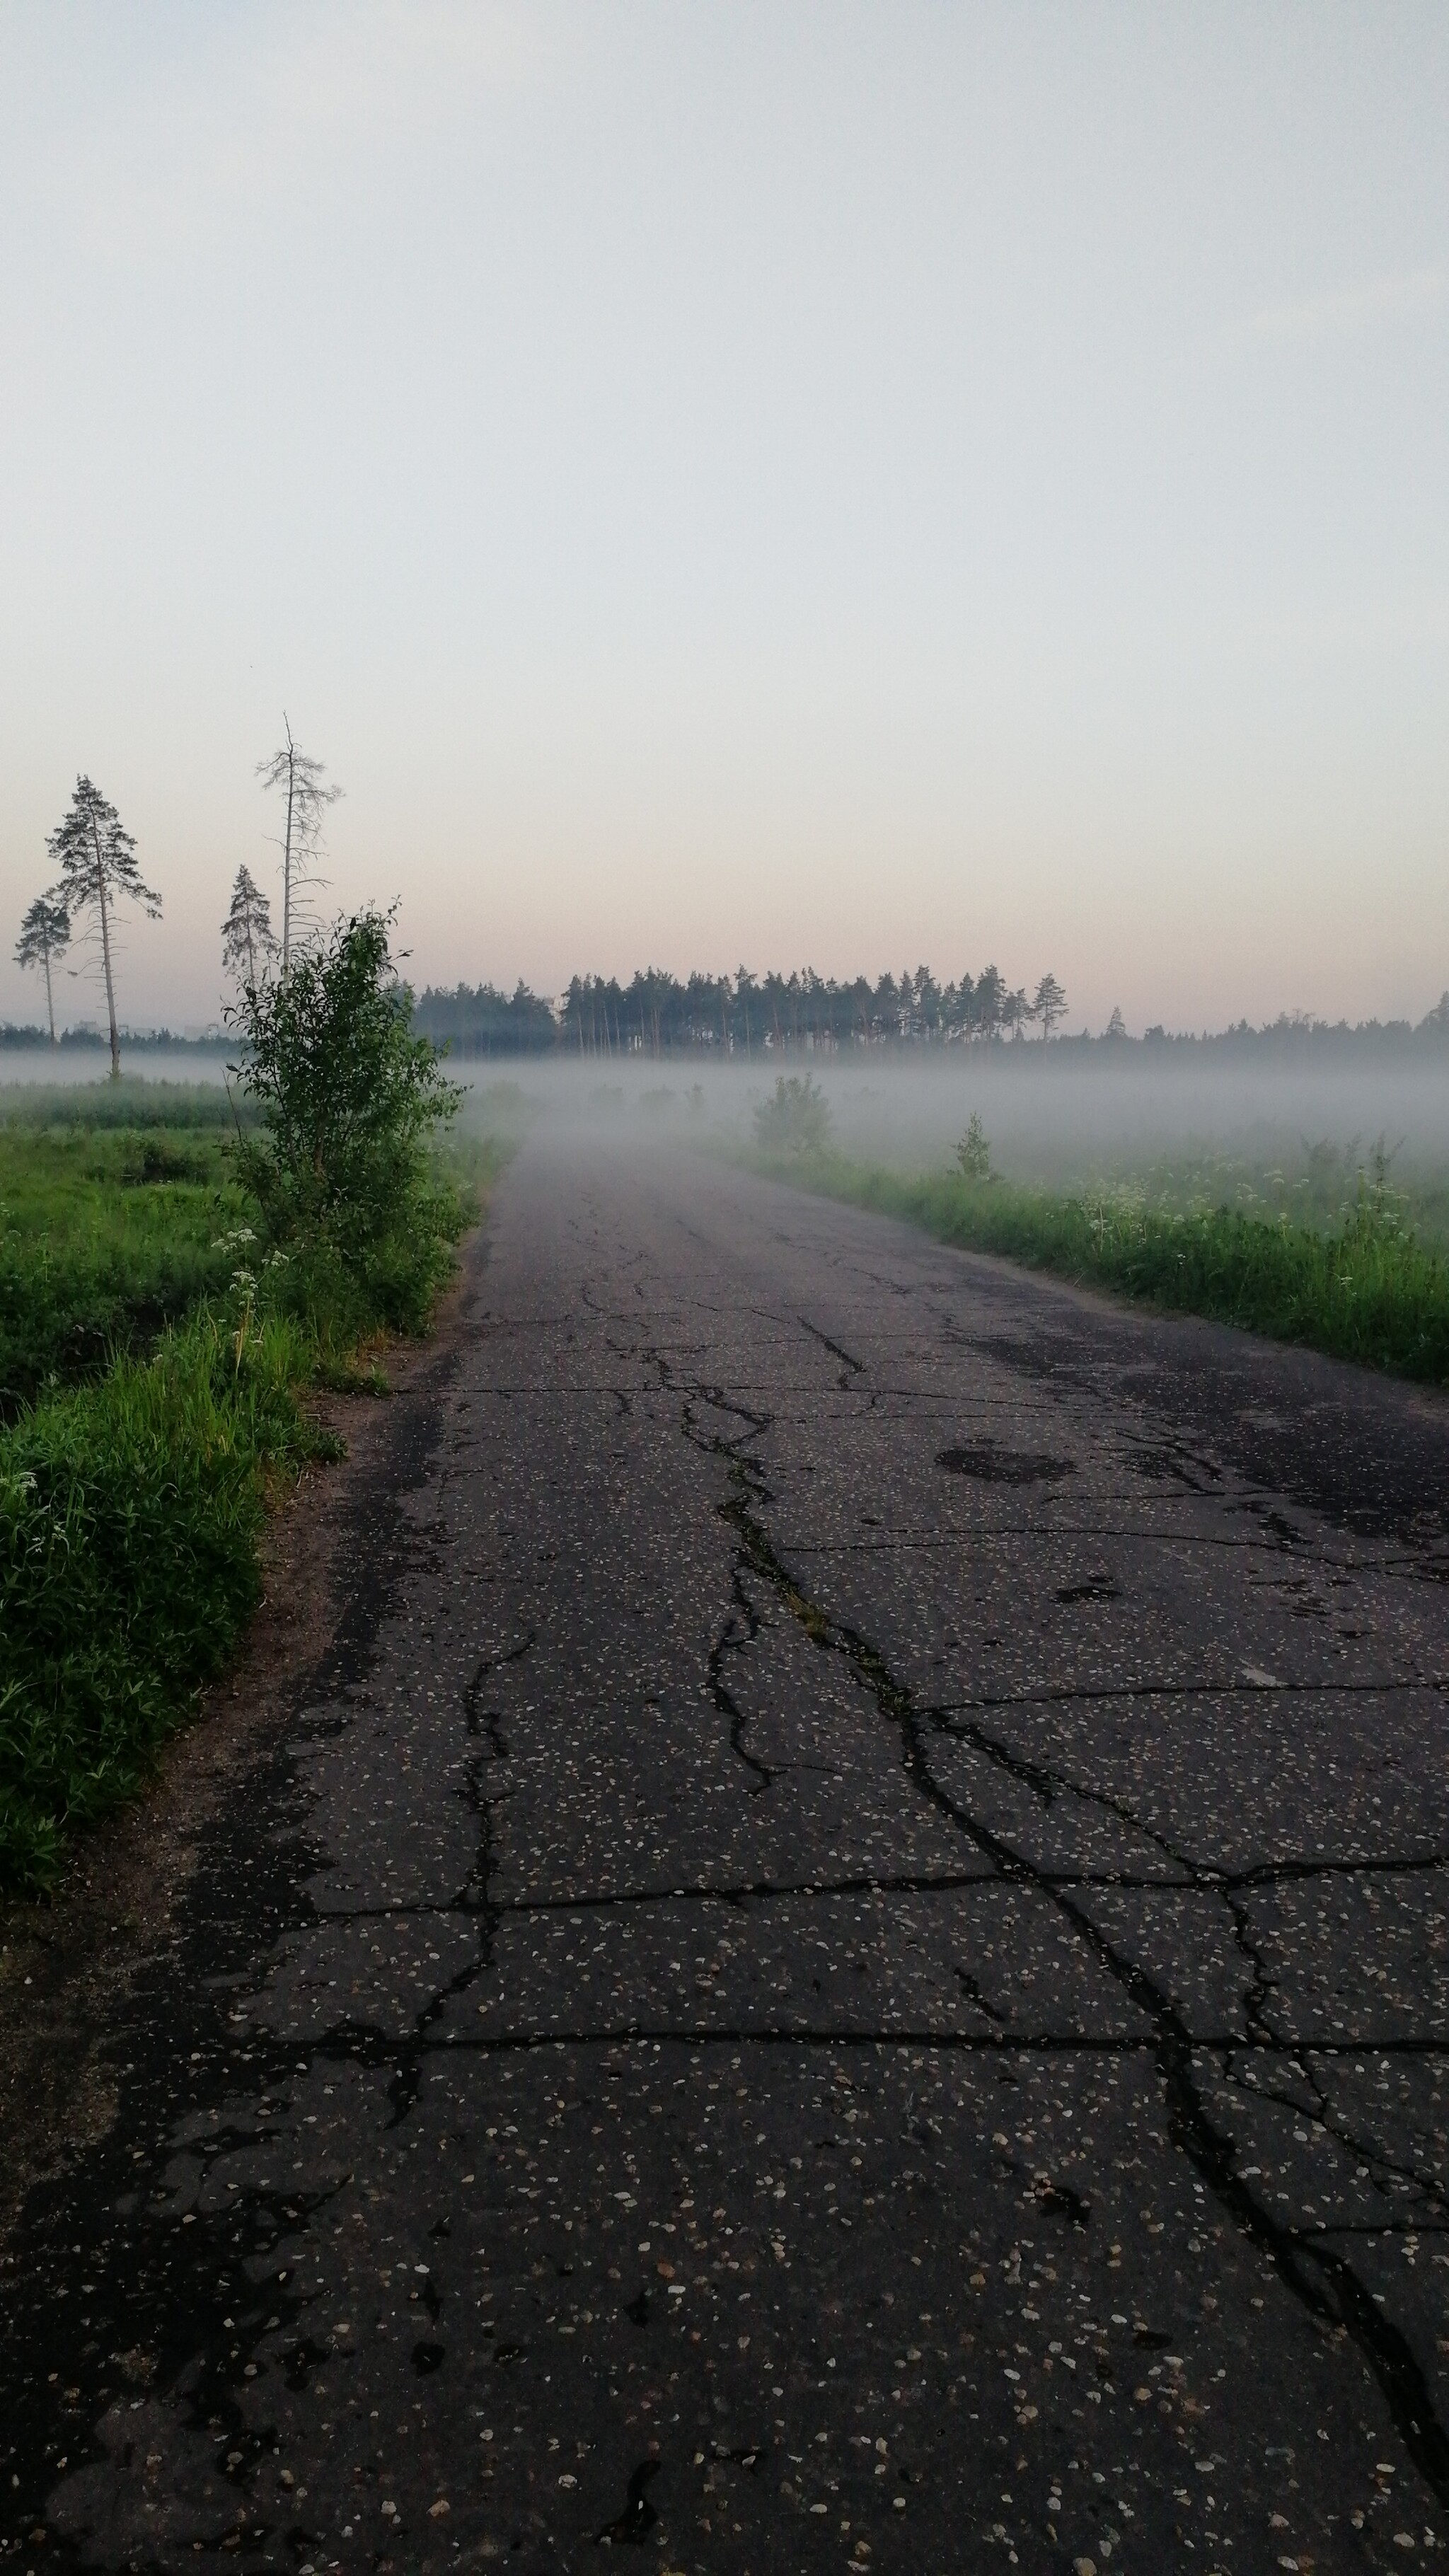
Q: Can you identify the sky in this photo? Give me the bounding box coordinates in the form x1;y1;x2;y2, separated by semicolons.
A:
1;1;1446;1037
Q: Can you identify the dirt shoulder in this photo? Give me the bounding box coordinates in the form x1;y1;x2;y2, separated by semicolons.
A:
0;1234;483;2242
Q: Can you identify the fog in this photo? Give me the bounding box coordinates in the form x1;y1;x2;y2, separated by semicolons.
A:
455;1050;1449;1196
0;1047;230;1091
6;1042;1445;1219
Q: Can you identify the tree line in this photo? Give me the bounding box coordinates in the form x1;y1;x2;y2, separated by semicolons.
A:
414;964;1070;1057
410;972;1449;1059
17;771;1449;1068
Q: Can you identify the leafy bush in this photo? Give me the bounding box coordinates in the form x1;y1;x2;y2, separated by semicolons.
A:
753;1073;833;1158
229;908;463;1335
0;924;492;1890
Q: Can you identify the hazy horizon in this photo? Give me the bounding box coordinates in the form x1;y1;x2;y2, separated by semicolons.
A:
4;4;1447;1036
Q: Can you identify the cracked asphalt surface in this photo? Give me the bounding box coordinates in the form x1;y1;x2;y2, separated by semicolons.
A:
5;1138;1449;2575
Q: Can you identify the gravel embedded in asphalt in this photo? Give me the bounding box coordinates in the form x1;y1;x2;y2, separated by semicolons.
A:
4;1138;1449;2572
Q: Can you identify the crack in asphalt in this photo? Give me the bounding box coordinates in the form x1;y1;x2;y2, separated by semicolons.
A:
11;1185;1449;2569
934;1677;1444;1707
313;1844;1449;1922
463;1629;536;1763
678;1372;1449;2506
795;1315;867;1387
707;1570;775;1791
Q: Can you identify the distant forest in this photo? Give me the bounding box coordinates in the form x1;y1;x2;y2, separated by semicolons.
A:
408;967;1449;1060
7;967;1449;1058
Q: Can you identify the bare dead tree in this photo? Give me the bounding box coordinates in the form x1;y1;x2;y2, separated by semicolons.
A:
221;864;277;993
15;891;71;1045
255;716;342;971
47;778;161;1078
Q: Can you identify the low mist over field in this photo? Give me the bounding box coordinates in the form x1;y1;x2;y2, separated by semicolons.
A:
444;1037;1448;1230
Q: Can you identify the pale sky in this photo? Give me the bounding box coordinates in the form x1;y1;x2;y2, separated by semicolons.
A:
1;2;1446;1035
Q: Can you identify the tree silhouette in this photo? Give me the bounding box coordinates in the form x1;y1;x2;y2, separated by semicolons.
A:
255;717;342;971
221;865;277;992
973;965;1005;1036
1032;971;1067;1040
47;778;160;1078
15;893;71;1046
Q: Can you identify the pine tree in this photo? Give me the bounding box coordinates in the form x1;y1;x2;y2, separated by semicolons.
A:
221;864;277;992
15;893;71;1045
255;717;342;971
47;778;161;1078
1033;971;1067;1040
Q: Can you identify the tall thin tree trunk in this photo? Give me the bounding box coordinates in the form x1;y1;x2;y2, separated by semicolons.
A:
44;943;57;1044
282;726;296;973
91;816;121;1078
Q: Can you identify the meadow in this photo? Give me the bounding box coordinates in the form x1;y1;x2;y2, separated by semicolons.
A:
0;1084;255;1411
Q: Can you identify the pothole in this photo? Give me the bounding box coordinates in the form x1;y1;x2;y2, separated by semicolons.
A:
937;1441;1076;1485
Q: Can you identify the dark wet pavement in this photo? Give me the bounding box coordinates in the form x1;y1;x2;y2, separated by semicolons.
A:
5;1140;1449;2574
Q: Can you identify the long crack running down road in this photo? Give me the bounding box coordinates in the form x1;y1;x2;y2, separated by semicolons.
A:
5;1139;1449;2573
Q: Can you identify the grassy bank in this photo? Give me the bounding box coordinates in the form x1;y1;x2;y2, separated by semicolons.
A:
752;1149;1449;1383
0;1125;487;1890
0;1307;324;1886
0;942;502;1893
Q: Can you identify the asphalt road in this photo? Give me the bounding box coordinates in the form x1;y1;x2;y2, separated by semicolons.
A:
6;1140;1449;2575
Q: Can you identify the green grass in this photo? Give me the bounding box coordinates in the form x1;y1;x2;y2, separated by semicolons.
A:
0;1088;497;1894
997;1137;1449;1255
0;1075;246;1130
0;1309;327;1888
754;1153;1449;1383
0;1119;254;1409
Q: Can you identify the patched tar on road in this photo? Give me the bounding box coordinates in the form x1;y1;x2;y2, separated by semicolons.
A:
5;1138;1449;2573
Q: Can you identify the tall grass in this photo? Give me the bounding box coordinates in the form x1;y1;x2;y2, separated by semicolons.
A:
0;1123;252;1408
0;1061;492;1891
756;1154;1449;1383
0;1309;326;1887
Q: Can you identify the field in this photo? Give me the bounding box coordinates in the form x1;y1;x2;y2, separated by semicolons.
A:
0;1084;255;1410
0;1073;498;1892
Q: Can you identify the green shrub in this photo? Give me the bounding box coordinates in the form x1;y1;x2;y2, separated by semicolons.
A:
228;908;463;1336
0;927;494;1890
955;1113;991;1179
754;1073;833;1157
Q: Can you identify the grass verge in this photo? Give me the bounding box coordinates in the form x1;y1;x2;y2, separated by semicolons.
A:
751;1153;1449;1384
0;1101;507;1895
0;1309;328;1889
